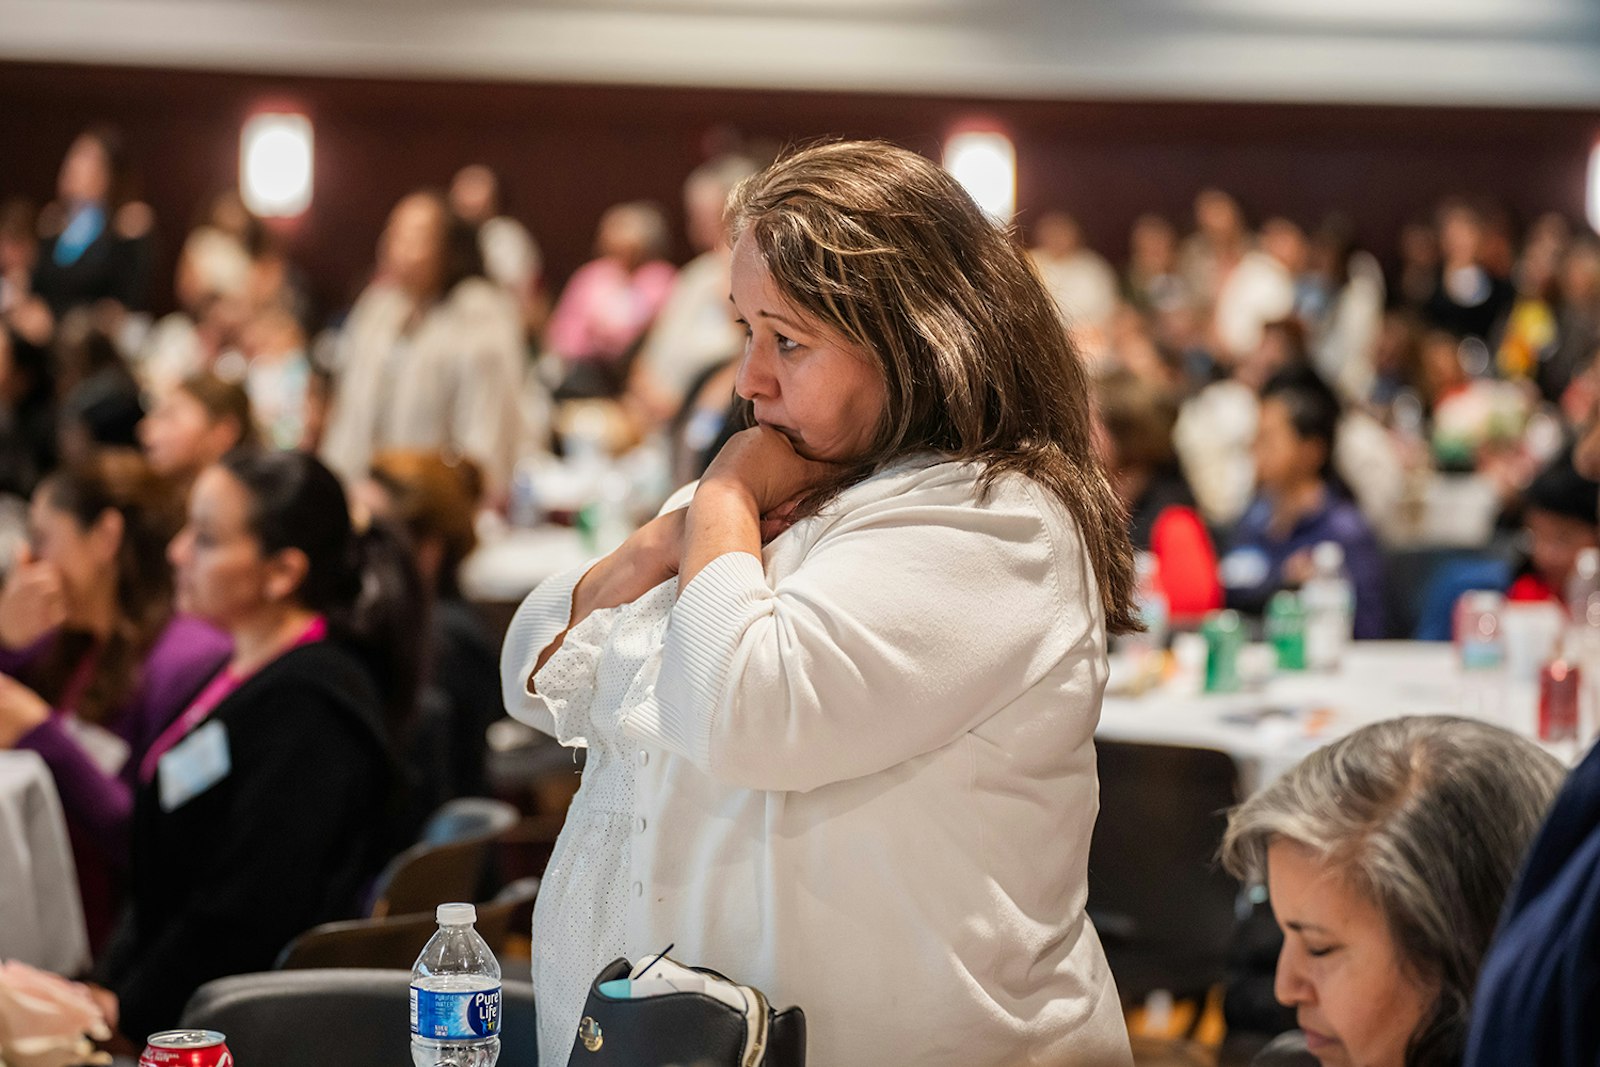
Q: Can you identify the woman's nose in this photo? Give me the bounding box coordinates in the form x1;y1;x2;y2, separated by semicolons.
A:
1273;941;1313;1008
734;342;776;402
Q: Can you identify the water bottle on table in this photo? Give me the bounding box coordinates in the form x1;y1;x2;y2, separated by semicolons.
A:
411;903;502;1067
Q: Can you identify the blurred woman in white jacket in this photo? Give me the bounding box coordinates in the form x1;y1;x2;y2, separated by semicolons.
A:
504;140;1139;1067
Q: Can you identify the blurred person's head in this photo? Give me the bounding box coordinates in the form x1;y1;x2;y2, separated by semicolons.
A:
1241;318;1309;392
358;449;483;598
173;227;252;316
379;190;483;304
170;450;424;730
0;199;38;278
1522;445;1600;597
1222;717;1564;1067
200;190;264;256
1261;217;1309;275
449;164;501;226
56;127;126;208
726;139;1139;633
596;201;671;270
1518;212;1570;299
1399;221;1439;269
1373;310;1425;385
1436;199;1485;269
1032;210;1084;259
29;451;184;722
1559;237;1600;310
139;373;256;481
0;327;52;413
683;155;759;254
1129;213;1178;274
1195;188;1245;243
1093;369;1180;506
1254;368;1340;497
1418;331;1468;406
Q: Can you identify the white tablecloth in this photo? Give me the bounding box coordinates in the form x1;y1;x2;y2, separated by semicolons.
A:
0;750;90;974
1097;641;1575;793
460;525;590;603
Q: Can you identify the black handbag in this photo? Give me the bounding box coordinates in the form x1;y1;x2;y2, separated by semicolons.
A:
565;956;807;1067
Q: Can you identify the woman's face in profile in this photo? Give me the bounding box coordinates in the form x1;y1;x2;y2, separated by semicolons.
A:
728;233;886;464
1267;840;1437;1067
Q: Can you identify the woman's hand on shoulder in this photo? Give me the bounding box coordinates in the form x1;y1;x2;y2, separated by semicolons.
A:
0;545;67;652
699;425;839;526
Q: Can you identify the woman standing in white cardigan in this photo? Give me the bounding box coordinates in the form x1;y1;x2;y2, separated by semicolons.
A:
503;140;1140;1067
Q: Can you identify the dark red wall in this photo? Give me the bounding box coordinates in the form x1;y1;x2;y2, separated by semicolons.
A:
3;60;1598;320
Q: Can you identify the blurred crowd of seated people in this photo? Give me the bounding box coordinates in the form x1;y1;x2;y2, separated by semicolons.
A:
2;122;1600;1041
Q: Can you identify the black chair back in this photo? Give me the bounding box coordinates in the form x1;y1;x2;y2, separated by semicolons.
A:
181;968;536;1066
1088;740;1242;1005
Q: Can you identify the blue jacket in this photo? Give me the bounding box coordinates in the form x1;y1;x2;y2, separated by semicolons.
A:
1466;739;1600;1067
1221;489;1386;639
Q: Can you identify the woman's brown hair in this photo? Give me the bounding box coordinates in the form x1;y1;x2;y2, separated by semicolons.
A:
727;140;1138;632
367;449;483;599
177;372;259;452
32;450;186;725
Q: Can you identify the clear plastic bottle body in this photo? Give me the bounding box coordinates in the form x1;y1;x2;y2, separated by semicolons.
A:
411;906;502;1067
1301;541;1353;672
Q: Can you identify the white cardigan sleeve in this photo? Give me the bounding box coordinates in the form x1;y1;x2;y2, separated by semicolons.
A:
499;561;595;738
626;483;1095;792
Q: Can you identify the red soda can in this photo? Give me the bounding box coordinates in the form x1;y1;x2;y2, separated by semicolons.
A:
1541;658;1581;743
139;1030;233;1067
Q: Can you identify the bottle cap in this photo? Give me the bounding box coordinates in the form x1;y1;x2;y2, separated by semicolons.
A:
437;902;476;926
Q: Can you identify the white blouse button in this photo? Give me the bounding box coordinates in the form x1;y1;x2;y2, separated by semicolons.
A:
632;881;644;898
635;816;647;834
637;750;649;767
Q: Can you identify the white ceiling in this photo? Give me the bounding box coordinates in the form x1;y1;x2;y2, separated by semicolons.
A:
4;0;1600;107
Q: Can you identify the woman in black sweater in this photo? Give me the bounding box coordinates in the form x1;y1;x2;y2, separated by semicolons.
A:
95;450;423;1043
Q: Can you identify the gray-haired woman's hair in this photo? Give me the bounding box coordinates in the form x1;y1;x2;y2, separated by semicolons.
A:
1220;716;1564;1067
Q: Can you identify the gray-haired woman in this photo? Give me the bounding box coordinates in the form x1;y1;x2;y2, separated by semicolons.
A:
1221;716;1564;1067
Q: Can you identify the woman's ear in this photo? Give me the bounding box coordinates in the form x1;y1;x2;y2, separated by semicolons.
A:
264;546;310;604
90;508;125;565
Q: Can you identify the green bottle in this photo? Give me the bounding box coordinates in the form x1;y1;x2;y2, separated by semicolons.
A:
1267;591;1307;671
1202;609;1244;693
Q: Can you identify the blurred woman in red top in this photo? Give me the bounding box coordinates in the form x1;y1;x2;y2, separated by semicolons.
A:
1095;369;1223;621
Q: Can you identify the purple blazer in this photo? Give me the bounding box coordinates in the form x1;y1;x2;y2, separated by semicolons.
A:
7;616;232;862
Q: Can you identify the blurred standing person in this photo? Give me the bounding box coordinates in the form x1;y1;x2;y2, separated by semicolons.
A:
0;453;230;952
626;155;759;427
1496;213;1568;386
134;225;252;397
1212;218;1300;367
1395;219;1441;313
1535;236;1600;405
1424;199;1514;343
545;201;677;397
449;164;549;342
30;127;156;331
1029;210;1120;356
0;199;43;341
1179;188;1250;312
1123;213;1188;314
322;190;526;496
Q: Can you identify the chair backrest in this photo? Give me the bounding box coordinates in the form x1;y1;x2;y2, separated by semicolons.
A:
277;878;540;970
1088;740;1242;1004
368;797;521;918
180;968;537;1066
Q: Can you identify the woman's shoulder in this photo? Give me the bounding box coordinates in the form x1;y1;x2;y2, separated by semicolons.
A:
228;641;384;735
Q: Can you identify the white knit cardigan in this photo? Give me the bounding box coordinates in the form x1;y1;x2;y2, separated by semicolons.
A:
502;458;1133;1067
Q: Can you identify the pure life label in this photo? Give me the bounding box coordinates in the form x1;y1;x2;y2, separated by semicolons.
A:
410;985;502;1040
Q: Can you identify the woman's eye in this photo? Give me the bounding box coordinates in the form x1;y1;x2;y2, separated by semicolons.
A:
1306;945;1337;958
775;333;800;354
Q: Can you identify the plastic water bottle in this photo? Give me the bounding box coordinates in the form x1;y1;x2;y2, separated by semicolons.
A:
410;903;502;1067
1301;541;1353;672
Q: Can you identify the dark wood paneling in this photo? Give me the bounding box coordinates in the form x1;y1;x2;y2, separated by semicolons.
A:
2;60;1597;320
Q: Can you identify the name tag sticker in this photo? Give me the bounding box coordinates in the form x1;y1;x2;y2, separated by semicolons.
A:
158;719;232;812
